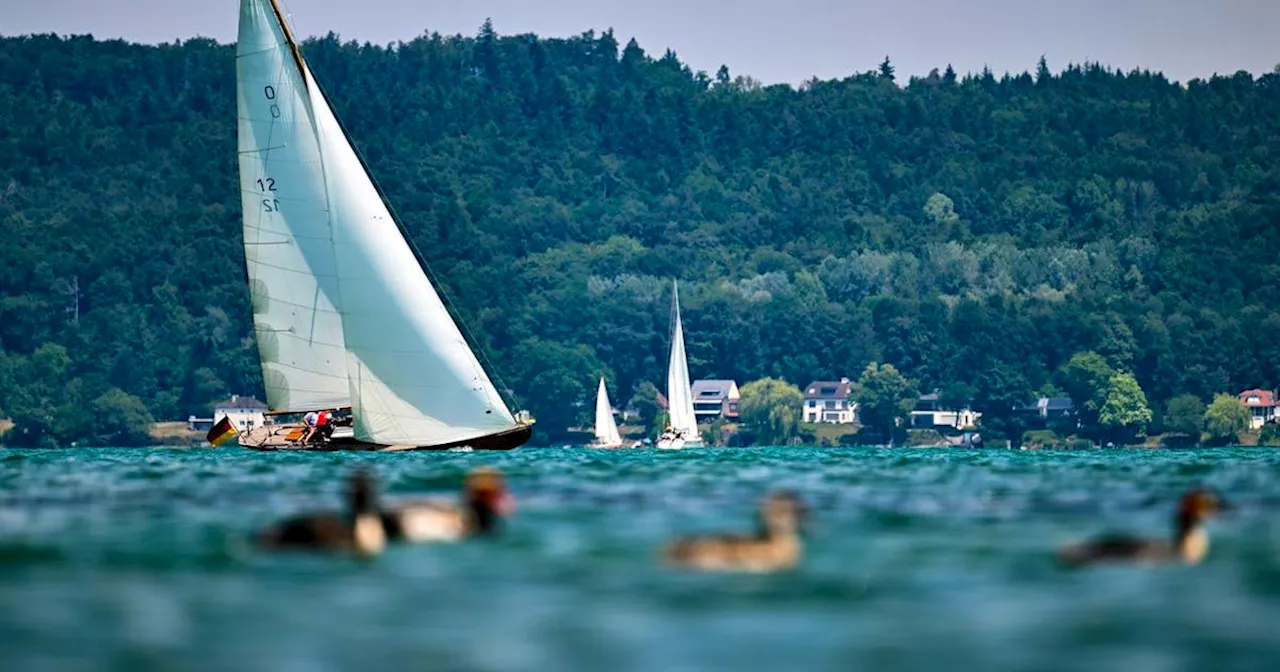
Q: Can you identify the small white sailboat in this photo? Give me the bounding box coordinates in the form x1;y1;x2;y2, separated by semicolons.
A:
233;0;530;451
656;281;704;449
590;378;625;448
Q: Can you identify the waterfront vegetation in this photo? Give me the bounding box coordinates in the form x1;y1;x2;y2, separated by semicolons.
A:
1;26;1279;447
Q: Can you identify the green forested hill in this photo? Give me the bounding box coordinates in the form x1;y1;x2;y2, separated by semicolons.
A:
1;25;1278;445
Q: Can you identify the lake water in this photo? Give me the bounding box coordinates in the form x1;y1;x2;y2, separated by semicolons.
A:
1;447;1278;671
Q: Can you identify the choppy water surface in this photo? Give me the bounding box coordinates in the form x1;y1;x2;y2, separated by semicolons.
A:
1;447;1279;671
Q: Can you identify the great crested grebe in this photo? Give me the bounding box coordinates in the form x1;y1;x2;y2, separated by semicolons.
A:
661;490;810;573
379;467;515;543
1057;488;1228;567
254;469;386;558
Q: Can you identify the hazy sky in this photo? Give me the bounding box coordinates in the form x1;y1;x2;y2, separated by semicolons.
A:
2;0;1276;85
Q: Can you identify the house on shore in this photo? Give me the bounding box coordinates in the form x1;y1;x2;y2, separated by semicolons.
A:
908;391;981;430
213;394;268;432
802;378;857;424
691;379;741;423
1239;389;1279;429
1019;397;1076;430
188;394;269;433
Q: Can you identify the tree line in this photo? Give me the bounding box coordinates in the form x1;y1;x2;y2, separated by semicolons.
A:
1;25;1278;446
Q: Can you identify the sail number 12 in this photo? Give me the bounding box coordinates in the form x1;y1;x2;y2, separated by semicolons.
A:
258;177;279;212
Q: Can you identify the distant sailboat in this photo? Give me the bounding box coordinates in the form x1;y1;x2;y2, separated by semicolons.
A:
233;0;531;451
590;378;624;448
656;281;704;449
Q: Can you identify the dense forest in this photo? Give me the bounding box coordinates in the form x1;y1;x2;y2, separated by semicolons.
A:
1;23;1279;446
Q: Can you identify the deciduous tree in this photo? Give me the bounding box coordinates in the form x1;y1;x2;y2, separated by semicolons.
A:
738;377;803;446
1098;373;1152;443
1204;394;1249;445
852;363;917;441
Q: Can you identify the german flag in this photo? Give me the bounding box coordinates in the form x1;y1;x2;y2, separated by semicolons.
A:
206;415;239;447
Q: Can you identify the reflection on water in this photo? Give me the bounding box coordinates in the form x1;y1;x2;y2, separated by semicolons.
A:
1;447;1279;671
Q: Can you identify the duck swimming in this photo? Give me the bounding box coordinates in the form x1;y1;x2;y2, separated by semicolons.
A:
661;490;809;573
254;469;386;558
1057;488;1227;567
379;467;515;543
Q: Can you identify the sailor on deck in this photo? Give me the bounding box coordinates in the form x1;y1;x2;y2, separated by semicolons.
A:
316;409;333;442
301;410;319;444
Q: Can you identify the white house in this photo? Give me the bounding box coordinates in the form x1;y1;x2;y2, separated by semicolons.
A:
212;394;268;432
908;391;981;430
802;379;857;424
1239;389;1279;429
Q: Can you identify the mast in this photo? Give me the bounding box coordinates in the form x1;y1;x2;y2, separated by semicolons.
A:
266;0;308;81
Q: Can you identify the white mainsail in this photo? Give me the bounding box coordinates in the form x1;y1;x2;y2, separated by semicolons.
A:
236;0;522;447
593;377;623;447
665;281;700;440
236;0;350;412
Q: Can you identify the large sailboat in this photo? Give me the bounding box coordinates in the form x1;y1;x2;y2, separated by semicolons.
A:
233;0;531;451
656;281;704;449
590;377;624;449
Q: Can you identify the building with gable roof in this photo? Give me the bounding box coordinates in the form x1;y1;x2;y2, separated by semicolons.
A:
690;379;741;422
802;378;857;424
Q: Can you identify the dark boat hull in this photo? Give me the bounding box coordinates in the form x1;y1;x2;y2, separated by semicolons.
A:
235;422;532;452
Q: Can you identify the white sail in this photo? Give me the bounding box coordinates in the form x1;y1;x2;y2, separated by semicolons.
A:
305;71;518;446
593;377;623;447
236;0;351;412
236;0;520;447
665;281;700;439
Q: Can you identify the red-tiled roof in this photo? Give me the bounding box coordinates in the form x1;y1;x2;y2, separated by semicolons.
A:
1239;389;1276;407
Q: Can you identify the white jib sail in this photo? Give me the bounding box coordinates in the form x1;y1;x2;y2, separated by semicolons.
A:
301;55;516;447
